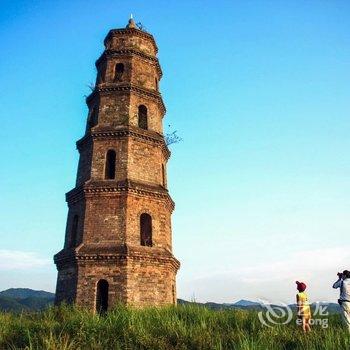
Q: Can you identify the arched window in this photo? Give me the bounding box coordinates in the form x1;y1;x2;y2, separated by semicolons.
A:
105;150;116;180
71;215;78;247
162;164;166;187
96;279;109;313
114;63;124;82
140;213;152;247
88;107;98;129
138;105;148;130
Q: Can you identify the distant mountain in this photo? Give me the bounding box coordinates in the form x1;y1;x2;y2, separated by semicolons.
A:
178;298;340;313
310;302;340;313
0;289;54;312
0;288;54;300
177;299;263;310
233;299;261;307
0;290;340;314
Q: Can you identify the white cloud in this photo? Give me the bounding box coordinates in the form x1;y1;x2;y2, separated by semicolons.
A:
178;245;350;303
238;246;350;283
0;250;50;271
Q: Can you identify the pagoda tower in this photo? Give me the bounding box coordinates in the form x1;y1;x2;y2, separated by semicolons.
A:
54;18;180;311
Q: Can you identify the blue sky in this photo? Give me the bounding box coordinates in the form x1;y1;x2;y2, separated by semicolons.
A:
0;0;349;303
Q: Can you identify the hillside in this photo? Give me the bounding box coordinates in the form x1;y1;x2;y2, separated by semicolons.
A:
0;288;54;299
0;289;54;312
0;304;347;349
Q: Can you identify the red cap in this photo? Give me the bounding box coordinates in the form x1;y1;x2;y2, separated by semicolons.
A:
296;281;307;292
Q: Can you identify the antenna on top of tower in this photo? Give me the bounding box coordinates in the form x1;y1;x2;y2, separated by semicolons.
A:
126;14;148;32
126;14;136;29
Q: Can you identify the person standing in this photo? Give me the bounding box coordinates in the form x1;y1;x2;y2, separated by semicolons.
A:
296;281;312;332
333;270;350;332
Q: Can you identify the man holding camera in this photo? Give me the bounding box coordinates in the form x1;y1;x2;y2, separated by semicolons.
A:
333;270;350;332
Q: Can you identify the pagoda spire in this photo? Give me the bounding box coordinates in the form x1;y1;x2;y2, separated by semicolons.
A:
126;14;137;29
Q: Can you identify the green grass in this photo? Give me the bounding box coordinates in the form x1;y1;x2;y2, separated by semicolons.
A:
0;304;349;349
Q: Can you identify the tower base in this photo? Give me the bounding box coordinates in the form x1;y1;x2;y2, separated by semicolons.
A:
54;243;179;310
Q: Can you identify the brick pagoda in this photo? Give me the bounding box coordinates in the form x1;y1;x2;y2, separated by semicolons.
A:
54;18;180;311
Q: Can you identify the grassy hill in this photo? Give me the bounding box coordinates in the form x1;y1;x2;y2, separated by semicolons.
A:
0;289;54;312
0;288;54;300
0;304;349;349
0;296;25;313
0;290;346;349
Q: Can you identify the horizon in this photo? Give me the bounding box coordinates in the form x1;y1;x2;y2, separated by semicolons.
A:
0;0;349;304
0;287;340;306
